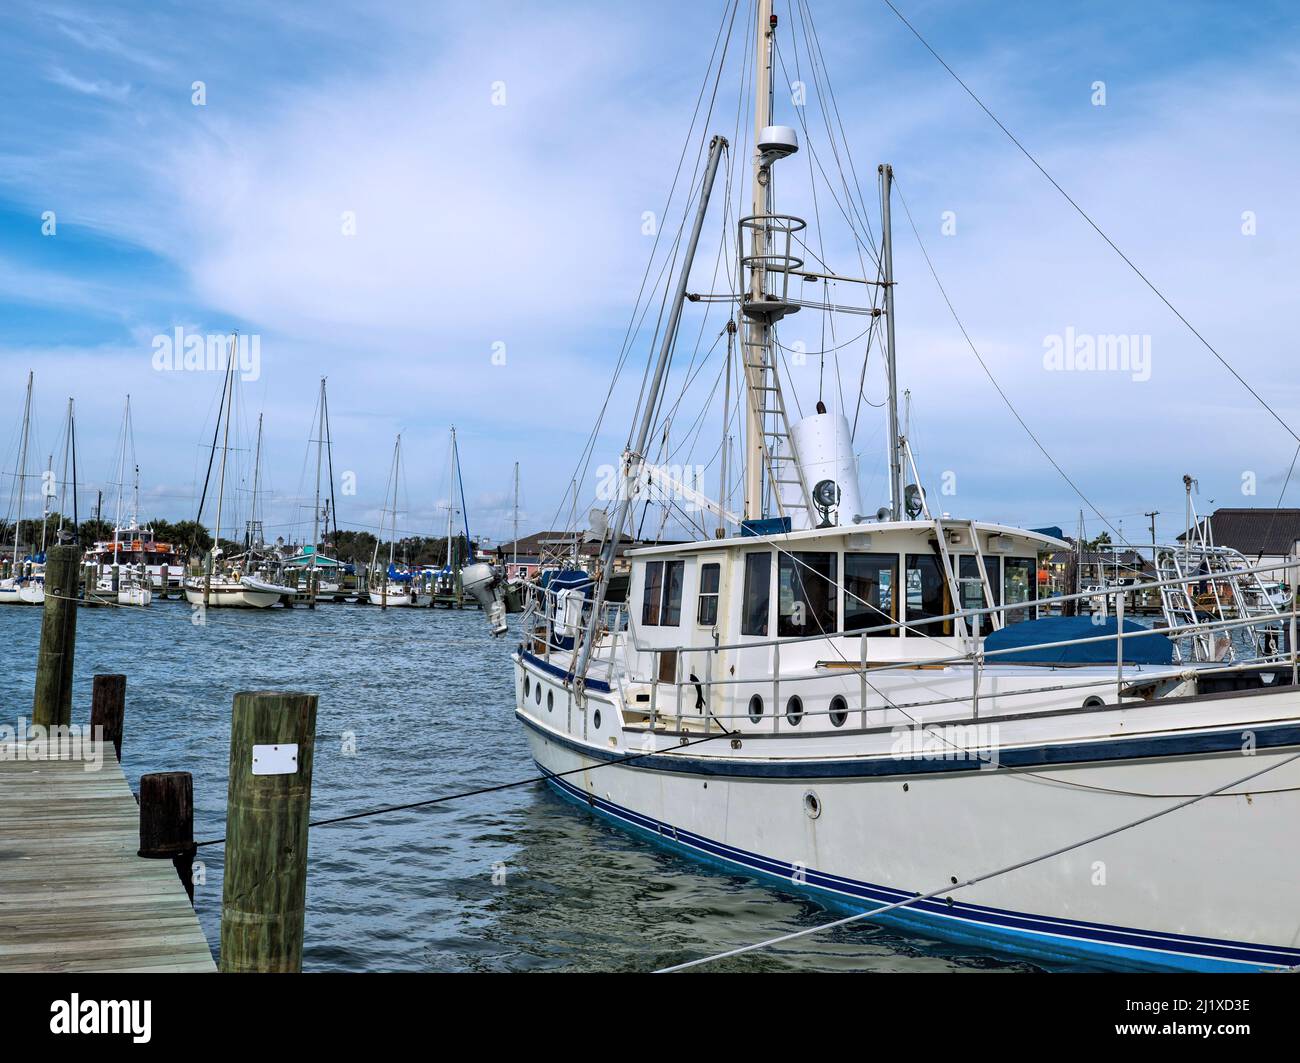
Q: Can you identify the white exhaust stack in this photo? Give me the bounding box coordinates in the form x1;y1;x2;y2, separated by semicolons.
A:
462;562;508;636
775;406;864;530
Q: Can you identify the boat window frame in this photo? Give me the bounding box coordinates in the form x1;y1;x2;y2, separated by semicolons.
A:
741;551;772;637
957;554;1001;633
904;552;953;637
842;551;899;636
1002;555;1038;626
777;550;838;638
641;557;686;627
696;561;721;627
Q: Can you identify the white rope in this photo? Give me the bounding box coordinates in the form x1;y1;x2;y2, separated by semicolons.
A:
656;745;1300;972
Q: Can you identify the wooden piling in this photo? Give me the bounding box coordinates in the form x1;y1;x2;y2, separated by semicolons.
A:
32;544;79;729
219;690;317;973
138;771;197;904
90;673;127;763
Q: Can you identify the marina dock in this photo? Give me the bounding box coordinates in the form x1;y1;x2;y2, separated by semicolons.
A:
0;737;215;973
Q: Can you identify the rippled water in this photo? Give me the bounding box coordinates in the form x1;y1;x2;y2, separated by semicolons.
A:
0;600;1033;972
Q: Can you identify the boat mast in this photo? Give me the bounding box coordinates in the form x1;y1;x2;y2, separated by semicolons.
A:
512;461;519;570
310;376;325;603
212;339;236;563
742;0;775;521
249;412;264;554
573;133;728;686
13;371;33;566
388;436;400;568
879;163;904;520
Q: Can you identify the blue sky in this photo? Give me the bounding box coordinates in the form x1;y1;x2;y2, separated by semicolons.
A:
2;0;1298;549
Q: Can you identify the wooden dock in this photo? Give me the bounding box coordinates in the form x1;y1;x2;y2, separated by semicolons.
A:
0;738;216;973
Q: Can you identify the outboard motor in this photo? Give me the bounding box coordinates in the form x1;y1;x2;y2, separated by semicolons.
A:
462;561;509;636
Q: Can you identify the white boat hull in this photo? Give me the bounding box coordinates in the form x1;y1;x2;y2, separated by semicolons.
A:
0;580;44;605
368;585;430;607
515;654;1300;972
117;585;152;607
183;579;282;609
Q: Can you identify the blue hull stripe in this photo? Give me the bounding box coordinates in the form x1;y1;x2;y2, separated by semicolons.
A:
538;767;1300;972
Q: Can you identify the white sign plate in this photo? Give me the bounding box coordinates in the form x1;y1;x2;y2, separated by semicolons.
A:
251;743;299;775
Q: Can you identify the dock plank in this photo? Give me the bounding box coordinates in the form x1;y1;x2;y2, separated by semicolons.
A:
0;740;216;973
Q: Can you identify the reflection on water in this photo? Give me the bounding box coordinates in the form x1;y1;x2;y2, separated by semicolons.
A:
0;601;1030;972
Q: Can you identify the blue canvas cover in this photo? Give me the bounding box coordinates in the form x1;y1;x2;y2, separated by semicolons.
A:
983;616;1174;665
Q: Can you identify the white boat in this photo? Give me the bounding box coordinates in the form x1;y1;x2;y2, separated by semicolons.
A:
1;372;45;606
0;577;44;605
471;0;1300;973
368;434;429;608
367;581;430;607
183;571;288;609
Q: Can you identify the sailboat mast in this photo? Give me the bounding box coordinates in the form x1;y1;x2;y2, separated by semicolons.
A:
250;412;264;552
879;163;903;520
512;461;519;569
13;371;33;564
742;0;775;521
311;378;324;566
213;338;236;555
388;436;399;567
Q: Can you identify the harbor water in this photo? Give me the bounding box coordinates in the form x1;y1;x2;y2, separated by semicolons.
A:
0;601;1034;972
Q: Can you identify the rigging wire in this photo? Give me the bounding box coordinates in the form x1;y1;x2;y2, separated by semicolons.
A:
656;745;1300;971
879;0;1300;449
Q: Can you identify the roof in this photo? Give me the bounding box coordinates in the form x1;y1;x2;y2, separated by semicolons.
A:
1177;509;1300;557
627;520;1068;559
489;530;678;560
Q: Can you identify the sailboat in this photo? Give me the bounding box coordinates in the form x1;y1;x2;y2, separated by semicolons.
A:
431;426;475;607
368;434;430;607
282;377;345;603
0;372;46;605
469;1;1300;972
184;339;292;608
88;397;152;606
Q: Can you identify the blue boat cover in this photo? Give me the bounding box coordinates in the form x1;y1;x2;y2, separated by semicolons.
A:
386;563;413;582
983;616;1174;665
543;569;592;593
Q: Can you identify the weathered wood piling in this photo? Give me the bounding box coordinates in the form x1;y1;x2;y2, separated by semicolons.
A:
219;690;318;973
32;543;78;728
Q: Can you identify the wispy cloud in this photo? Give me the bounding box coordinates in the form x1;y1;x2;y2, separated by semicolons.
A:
45;66;131;102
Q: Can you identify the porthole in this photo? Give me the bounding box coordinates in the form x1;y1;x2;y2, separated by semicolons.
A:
1082;695;1105;710
535;682;543;705
593;708;602;730
803;790;822;819
547;689;554;711
785;695;804;726
829;695;849;728
748;694;764;723
523;674;530;698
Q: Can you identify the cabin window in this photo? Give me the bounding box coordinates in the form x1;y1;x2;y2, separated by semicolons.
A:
1003;557;1037;625
641;559;685;626
778;552;838;637
844;553;897;635
697;563;721;626
905;553;952;637
958;555;1000;634
741;552;771;636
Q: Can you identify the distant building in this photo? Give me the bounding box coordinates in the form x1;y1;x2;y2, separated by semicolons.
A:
489;530;678;580
1043;547;1152;596
1177;508;1300;587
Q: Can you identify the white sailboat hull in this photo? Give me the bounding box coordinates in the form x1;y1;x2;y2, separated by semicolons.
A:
117;585;152;607
368;584;430;607
183;578;284;609
0;580;44;605
515;654;1300;972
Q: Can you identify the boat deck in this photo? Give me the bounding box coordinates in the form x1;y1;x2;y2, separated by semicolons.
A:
0;739;216;973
